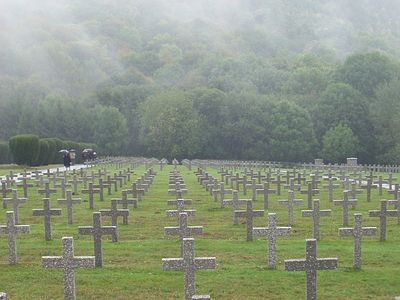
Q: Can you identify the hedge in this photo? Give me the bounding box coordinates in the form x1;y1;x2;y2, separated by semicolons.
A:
9;134;40;166
0;141;12;164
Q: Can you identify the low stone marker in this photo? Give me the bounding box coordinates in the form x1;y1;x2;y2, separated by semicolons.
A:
338;213;377;269
234;200;264;241
79;212;117;267
369;200;397;241
302;200;331;241
253;213;291;268
284;239;338;300
165;212;203;255
32;198;62;241
3;189;27;224
42;237;95;300
0;211;30;264
162;238;216;300
58;191;81;225
278;190;303;226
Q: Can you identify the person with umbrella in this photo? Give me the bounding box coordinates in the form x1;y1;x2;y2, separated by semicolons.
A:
59;149;71;170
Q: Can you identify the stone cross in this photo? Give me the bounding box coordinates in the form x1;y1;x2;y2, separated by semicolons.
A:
384;173;397;190
99;200;129;241
369;200;397;241
17;177;33;198
162;238;216;300
42;237;95;300
256;182;276;209
388;183;399;200
68;175;82;195
3;189;27;224
338;213;377;269
374;176;388;196
361;178;377;202
81;183;100;209
104;176;118;193
323;178;339;202
55;178;72;199
253;213;291;268
166;200;196;222
271;175;285;195
284;239;338;300
38;182;57;198
128;182;145;201
234;200;264;241
302;200;332;240
0;211;30;264
222;190;249;225
93;179;110;201
165;212;203;256
301;183;319;209
78;212;117;267
388;191;400;224
58;191;81;224
334;191;357;226
32;198;62;241
278;190;303;226
349;183;363;200
1;181;12;202
214;182;232;208
113;190;137;224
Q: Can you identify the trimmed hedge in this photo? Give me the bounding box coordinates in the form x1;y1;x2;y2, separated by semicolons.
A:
9;134;40;166
36;140;50;166
0;141;12;164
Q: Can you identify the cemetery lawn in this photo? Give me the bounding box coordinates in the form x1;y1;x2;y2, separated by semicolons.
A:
0;165;399;299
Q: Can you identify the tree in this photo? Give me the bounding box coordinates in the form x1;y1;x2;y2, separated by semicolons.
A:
139;90;201;159
337;51;399;97
92;106;129;155
322;124;359;163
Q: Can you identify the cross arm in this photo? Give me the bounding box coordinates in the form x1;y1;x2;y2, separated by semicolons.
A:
72;256;95;268
42;257;64;268
252;227;268;236
166;210;196;217
368;210;380;217
320;210;332;217
338;228;353;237
301;210;313;217
162;258;184;270
194;257;216;270
0;225;8;234
276;227;291;236
284;259;306;271
362;227;377;236
316;258;338;270
78;227;95;235
16;225;30;233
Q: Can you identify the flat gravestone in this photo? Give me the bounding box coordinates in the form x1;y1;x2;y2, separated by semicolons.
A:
162;238;216;300
79;212;117;267
253;213;291;268
32;198;62;241
42;237;95;300
338;213;377;269
0;211;30;264
284;239;338;300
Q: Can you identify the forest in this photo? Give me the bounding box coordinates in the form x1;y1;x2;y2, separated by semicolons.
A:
1;0;400;163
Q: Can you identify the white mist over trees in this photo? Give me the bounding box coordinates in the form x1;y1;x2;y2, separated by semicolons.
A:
1;0;400;162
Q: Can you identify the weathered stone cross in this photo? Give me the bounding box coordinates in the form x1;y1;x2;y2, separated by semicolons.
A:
42;237;95;300
222;190;249;225
78;212;117;267
81;182;100;209
338;213;377;269
253;213;291;268
0;211;30;264
162;238;216;300
278;190;303;226
302;200;331;241
3;189;27;224
284;239;338;300
38;182;57;198
301;183;319;209
369;200;397;241
58;191;81;224
113;190;137;224
16;177;33;198
99;200;129;241
32;198;62;240
234;200;264;241
334;191;357;226
256;182;276;209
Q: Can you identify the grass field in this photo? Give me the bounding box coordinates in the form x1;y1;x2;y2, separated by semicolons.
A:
0;163;399;299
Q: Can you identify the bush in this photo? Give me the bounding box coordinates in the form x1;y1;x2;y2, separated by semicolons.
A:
41;138;57;165
0;141;12;164
9;134;40;166
36;140;50;166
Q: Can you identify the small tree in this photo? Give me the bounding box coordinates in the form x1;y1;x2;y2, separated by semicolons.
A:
322;124;359;163
9;134;40;166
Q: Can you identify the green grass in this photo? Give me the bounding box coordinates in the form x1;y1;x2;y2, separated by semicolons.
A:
0;164;63;176
0;165;399;299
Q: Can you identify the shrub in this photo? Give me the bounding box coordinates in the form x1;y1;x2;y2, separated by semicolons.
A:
0;141;12;164
9;134;40;166
36;140;50;166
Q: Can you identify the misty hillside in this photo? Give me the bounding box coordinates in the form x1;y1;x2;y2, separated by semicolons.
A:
1;0;400;163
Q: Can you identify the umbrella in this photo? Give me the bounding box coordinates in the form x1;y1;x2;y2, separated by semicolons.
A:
58;149;69;154
82;148;93;153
